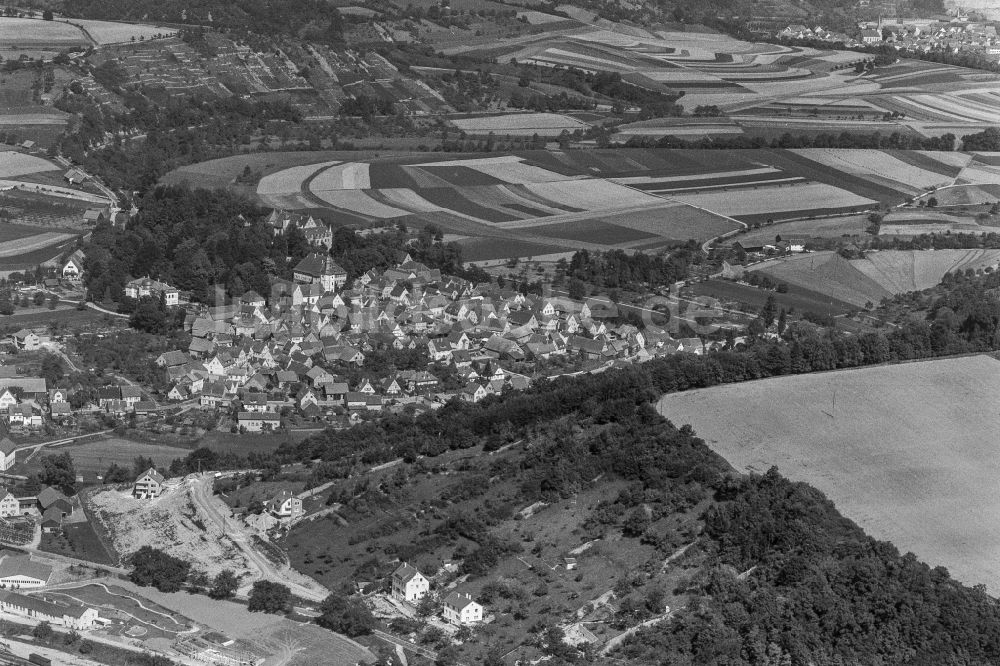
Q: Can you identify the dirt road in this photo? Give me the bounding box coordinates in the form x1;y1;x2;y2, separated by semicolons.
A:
188;475;329;602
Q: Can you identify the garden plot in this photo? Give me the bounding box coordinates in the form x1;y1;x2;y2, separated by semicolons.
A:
0;151;59;178
88;485;257;579
671;181;875;217
450;112;589;135
792;149;954;192
656;355;1000;593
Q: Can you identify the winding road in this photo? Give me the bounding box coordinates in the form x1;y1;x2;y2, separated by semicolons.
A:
187;475;330;603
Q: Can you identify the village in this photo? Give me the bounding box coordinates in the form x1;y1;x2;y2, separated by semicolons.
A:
775;14;1000;57
0;209;743;441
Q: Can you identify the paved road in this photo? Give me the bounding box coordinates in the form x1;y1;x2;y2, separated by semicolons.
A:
188;475;330;602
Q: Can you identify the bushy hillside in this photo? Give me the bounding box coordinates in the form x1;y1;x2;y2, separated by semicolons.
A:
278;342;1000;663
63;0;343;44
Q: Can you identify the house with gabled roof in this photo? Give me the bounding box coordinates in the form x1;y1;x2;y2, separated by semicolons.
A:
443;591;483;626
133;468;165;499
0;438;16;472
391;563;429;603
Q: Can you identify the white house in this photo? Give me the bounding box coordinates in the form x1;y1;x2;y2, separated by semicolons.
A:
62;250;85;281
442;592;483;626
11;329;40;351
391;563;429;603
265;490;302;520
133;468;165;499
0;438;15;472
0;490;18;518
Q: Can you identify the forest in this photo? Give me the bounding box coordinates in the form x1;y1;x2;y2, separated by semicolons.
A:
64;0;344;45
80;186;481;308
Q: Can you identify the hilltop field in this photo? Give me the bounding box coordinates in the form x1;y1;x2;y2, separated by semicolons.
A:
657;355;1000;593
161;147;1000;262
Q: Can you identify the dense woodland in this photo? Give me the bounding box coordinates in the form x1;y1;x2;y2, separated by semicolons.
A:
80;186;481;308
64;0;344;45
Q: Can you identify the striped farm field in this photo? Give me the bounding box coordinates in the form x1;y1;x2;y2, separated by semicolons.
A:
791;149;954;194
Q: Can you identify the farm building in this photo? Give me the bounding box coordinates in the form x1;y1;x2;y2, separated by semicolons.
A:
0;590;98;629
0;490;18;518
0;556;52;588
391;563;429;603
133;468;165;499
442;591;484;626
37;487;72;519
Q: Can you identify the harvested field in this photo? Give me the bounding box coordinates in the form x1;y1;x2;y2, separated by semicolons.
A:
656;355;1000;593
672;181;875;217
0;151;58;178
450;112;588;134
523;179;664;210
88;485;256;577
0;17;88;45
257;161;338;196
308;188;409;218
0;232;76;258
792;148;954;193
65;19;175;44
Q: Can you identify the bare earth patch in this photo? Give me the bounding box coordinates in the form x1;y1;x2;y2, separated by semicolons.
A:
88;484;256;580
657;356;1000;593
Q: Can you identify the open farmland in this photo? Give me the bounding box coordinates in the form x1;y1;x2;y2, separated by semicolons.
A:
0;151;59;178
65;19;176;44
204;148;996;260
0;231;75;258
0;17;88;47
657;355;1000;594
17;438;190;477
752;249;1000;307
449;112;590;135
